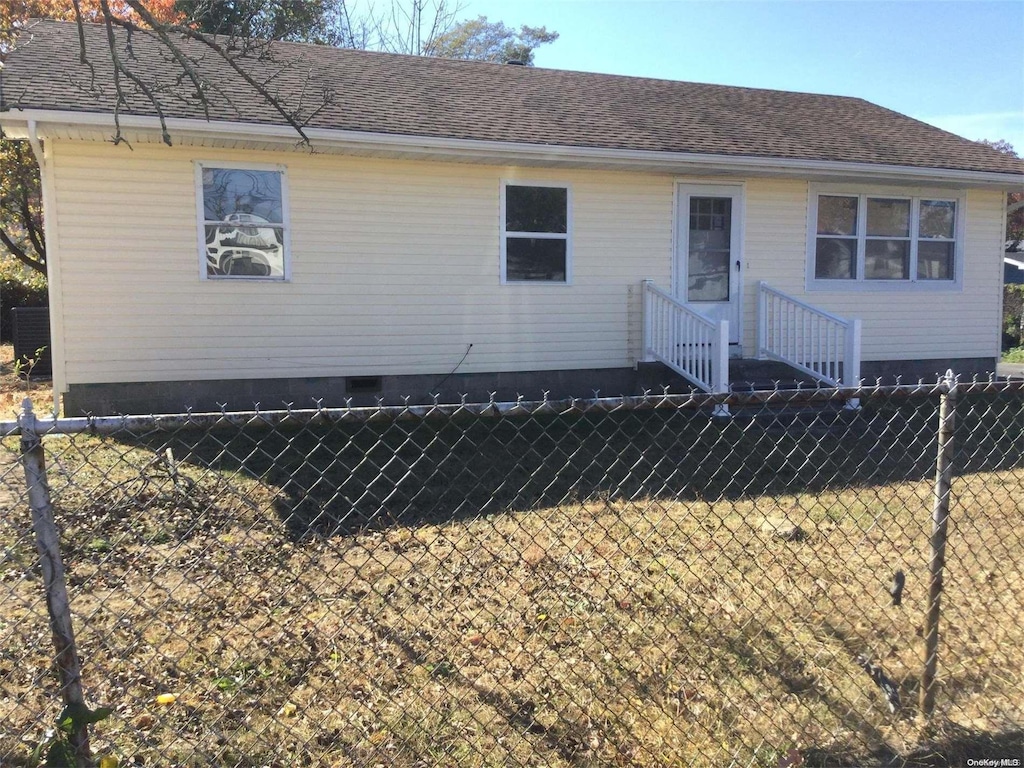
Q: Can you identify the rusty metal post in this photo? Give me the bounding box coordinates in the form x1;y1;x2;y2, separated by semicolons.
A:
19;398;90;765
920;370;957;718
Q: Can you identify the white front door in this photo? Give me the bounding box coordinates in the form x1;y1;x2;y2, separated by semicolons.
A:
675;184;743;349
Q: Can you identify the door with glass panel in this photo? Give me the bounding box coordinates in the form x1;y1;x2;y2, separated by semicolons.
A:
675;185;743;346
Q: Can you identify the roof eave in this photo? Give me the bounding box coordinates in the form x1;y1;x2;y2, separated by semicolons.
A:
3;108;1022;188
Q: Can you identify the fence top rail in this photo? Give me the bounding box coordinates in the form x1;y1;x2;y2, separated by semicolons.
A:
0;375;1016;437
758;280;853;327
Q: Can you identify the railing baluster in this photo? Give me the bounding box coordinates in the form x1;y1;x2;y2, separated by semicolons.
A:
818;315;823;377
773;295;780;353
788;302;794;362
640;280;726;393
756;282;860;388
815;315;822;378
684;315;691;375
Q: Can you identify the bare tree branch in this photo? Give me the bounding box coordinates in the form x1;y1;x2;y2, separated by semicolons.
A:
70;0;97;83
122;1;211;123
0;227;45;273
19;186;45;262
172;26;315;144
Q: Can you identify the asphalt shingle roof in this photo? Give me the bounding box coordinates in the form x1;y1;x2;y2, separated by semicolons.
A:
2;19;1022;176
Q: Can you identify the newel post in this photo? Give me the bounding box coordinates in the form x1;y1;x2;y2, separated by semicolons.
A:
712;319;730;417
756;281;768;360
843;317;862;409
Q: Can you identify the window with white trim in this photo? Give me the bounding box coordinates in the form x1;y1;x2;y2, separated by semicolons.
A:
812;192;959;285
199;164;288;279
501;182;571;283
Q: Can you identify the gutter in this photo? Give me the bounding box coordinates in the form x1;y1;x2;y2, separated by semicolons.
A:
3;108;1022;189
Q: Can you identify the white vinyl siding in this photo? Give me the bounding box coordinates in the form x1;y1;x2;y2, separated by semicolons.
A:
48;142;671;386
45;141;1007;393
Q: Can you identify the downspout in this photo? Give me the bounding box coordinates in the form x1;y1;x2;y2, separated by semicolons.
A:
26;119;44;170
26;120;64;415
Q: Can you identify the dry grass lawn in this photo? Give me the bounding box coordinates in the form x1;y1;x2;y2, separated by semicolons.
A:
0;390;1021;767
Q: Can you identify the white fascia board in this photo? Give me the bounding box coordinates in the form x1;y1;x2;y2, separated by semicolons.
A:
3;107;1023;189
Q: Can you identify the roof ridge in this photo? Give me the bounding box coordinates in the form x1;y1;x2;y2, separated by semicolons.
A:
20;17;871;106
3;18;1022;177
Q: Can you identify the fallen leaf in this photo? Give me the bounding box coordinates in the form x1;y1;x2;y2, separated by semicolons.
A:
777;747;805;768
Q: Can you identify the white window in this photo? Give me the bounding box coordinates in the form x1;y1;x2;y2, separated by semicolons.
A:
500;182;571;283
197;163;289;280
810;187;962;289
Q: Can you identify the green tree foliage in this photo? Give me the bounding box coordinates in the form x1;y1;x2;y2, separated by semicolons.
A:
173;0;347;44
429;15;558;64
0;139;44;275
1003;284;1024;351
978;139;1023;251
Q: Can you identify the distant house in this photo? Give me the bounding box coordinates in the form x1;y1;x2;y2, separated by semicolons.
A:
1006;254;1024;285
1;19;1022;415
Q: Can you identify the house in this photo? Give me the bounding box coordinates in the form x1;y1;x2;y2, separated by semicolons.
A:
1;19;1022;416
1007;254;1024;285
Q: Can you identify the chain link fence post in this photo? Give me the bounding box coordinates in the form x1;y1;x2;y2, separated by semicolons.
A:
919;370;957;719
18;397;91;766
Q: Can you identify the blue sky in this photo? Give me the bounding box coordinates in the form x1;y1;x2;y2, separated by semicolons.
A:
463;0;1024;154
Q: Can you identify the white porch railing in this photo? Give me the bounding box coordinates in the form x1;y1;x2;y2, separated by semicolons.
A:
757;281;861;387
642;280;729;394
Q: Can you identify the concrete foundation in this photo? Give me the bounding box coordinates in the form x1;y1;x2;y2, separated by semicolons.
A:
60;356;998;416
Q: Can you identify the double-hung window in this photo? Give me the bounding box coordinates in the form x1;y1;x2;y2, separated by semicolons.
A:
810;187;961;288
501;182;571;283
198;163;289;280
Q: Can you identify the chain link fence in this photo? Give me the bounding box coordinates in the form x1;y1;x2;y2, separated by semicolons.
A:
1;378;1022;767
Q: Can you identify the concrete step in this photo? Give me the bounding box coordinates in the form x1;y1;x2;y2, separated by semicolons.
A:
727;359;822;391
727;400;861;436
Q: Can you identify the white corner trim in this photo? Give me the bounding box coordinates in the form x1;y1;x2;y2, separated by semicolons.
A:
3;108;1022;189
26;121;67;408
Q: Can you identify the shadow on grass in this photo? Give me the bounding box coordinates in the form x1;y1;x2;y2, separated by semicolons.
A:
99;391;1024;540
698;615;1022;767
800;726;1024;767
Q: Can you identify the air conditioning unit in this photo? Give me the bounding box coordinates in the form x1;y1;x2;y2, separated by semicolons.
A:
12;306;52;377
